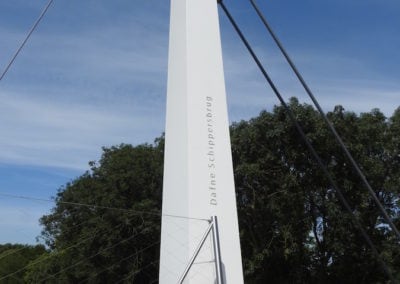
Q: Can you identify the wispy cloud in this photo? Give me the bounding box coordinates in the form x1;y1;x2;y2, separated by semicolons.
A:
0;91;164;170
1;0;399;245
222;42;400;119
1;0;399;172
1;7;169;170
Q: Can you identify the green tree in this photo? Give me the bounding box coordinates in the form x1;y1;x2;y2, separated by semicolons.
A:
231;99;400;283
23;99;400;283
28;142;164;283
0;243;47;283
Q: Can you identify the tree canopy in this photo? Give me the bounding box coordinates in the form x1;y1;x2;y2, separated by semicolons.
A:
2;99;400;283
231;99;400;283
0;243;47;283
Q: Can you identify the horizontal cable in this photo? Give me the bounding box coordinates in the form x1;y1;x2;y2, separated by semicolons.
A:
0;220;131;281
0;208;104;262
80;246;160;284
39;226;157;282
114;259;160;284
0;191;209;222
0;246;29;262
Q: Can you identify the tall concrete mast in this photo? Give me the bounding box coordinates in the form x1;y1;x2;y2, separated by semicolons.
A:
159;0;244;283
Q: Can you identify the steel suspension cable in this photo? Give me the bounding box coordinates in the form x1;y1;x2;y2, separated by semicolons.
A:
0;206;109;262
248;0;400;241
0;191;209;222
0;202;108;263
77;245;160;284
0;0;54;82
218;2;396;282
0;246;27;261
40;226;157;282
114;259;160;284
0;220;128;281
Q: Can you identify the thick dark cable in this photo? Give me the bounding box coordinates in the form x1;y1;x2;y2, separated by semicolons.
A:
248;0;400;241
219;2;396;282
0;0;54;81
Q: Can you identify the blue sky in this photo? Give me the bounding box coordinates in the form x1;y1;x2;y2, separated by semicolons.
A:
0;0;399;244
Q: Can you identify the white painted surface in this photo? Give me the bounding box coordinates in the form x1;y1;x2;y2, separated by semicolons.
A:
159;0;244;283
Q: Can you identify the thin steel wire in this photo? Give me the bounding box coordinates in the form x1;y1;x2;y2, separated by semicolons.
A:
78;245;160;284
0;221;127;281
0;192;209;222
113;260;160;284
218;2;396;282
39;226;155;282
0;206;106;262
0;0;54;81
0;246;29;262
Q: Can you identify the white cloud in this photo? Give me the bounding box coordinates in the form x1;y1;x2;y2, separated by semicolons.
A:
0;9;169;170
1;0;399;172
222;44;400;119
0;91;164;170
311;82;400;115
0;0;399;246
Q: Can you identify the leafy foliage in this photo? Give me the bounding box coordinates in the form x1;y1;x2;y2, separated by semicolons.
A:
5;100;400;283
231;100;400;283
0;244;47;283
29;142;164;283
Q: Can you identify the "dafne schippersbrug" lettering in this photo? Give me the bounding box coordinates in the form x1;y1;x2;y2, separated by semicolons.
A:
206;96;217;206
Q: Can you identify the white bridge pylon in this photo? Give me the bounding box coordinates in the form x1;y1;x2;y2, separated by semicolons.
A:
159;0;244;283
